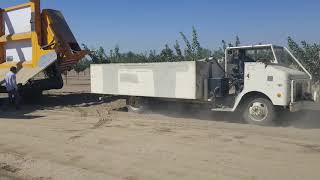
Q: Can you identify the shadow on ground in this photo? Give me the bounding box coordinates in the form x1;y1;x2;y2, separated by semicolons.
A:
0;93;119;120
278;108;320;129
132;102;244;124
1;92;320;130
138;101;320;129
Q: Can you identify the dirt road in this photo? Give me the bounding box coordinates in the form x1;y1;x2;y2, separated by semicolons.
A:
0;74;320;180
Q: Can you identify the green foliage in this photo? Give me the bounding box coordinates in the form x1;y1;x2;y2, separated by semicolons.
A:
180;27;212;61
212;48;225;61
174;40;184;61
160;44;175;62
288;37;320;81
84;28;243;64
211;37;241;61
148;50;158;62
112;45;149;63
109;45;121;63
222;40;227;50
82;44;109;64
180;32;193;60
235;36;241;47
121;51;148;63
82;33;320;83
73;58;91;77
192;26;202;59
223;36;241;48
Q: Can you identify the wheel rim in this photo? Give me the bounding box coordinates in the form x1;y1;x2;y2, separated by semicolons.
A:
248;102;268;122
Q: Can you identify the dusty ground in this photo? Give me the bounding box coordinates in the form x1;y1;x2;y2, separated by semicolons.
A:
0;72;320;180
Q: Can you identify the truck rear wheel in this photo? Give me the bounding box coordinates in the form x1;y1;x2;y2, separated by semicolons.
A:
126;97;146;113
242;97;275;126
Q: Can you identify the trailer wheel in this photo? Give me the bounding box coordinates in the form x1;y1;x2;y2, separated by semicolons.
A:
242;97;275;126
126;97;146;113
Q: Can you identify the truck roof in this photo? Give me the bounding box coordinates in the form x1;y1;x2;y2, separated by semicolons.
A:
227;44;284;50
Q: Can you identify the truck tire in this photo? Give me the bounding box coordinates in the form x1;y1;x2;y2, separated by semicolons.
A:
242;97;275;126
126;97;146;113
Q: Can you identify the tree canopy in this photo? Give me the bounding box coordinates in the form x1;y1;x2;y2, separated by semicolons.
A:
74;28;320;82
288;37;320;81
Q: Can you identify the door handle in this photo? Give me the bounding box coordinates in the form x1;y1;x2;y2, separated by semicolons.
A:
246;74;250;78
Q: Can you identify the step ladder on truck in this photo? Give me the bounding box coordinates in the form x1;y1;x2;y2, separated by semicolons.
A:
0;0;88;97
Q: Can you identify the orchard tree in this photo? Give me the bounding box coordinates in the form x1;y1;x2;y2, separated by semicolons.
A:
180;27;212;61
180;32;193;61
73;58;90;79
235;35;241;47
148;50;159;62
82;44;109;64
160;44;175;62
288;37;320;81
82;28;247;65
174;40;184;61
192;26;202;59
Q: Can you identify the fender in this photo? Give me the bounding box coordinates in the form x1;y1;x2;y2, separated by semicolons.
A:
231;91;274;112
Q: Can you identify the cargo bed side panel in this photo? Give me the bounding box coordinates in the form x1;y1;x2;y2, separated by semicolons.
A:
91;62;197;100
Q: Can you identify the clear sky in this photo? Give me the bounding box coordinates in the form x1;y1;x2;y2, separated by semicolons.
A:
1;0;320;53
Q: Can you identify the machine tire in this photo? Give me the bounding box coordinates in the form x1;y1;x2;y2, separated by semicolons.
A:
242;97;275;126
126;97;146;113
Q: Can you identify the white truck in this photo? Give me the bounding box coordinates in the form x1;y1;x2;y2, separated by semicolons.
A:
91;44;314;125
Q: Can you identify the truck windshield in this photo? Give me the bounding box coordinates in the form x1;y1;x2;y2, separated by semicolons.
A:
273;47;302;71
244;48;275;63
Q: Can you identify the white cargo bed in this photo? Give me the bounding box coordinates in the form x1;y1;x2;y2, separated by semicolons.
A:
91;61;210;100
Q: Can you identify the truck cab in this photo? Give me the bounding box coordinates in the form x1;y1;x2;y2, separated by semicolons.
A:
214;44;313;125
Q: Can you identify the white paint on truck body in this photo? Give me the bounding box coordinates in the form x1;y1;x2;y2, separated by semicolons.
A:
3;7;33;62
243;63;291;106
118;68;156;96
230;62;310;111
91;61;205;100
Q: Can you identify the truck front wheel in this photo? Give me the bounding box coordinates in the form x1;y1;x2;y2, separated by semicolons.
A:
242;97;275;126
